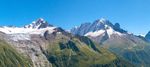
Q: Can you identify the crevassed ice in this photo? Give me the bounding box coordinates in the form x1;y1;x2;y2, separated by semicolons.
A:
9;34;31;41
0;27;56;41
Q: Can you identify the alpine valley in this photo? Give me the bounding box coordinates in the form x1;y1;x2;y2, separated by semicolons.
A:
0;18;149;67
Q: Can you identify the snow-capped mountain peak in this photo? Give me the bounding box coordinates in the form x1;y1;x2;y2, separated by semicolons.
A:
94;18;112;26
70;18;127;38
0;18;58;41
96;18;108;24
0;18;56;35
24;18;52;29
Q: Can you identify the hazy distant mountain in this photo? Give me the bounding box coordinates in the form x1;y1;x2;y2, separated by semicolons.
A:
71;18;150;67
0;18;133;67
145;31;150;42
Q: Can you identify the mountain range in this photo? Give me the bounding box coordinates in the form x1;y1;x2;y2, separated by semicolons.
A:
0;18;150;67
71;18;150;67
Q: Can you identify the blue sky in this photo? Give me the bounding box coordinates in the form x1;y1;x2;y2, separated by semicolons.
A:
0;0;150;35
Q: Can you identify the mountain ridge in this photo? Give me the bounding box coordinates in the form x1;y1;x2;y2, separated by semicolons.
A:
71;18;127;37
70;18;150;67
0;18;134;67
0;18;150;67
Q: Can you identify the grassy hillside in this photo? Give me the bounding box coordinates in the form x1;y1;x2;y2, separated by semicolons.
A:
0;39;33;67
101;34;150;67
43;33;134;67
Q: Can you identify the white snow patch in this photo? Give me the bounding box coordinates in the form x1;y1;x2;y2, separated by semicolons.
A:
106;27;114;36
85;30;105;37
104;25;108;28
139;34;145;37
84;27;124;38
74;26;78;29
106;27;123;38
99;18;107;23
0;27;56;35
32;21;36;24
